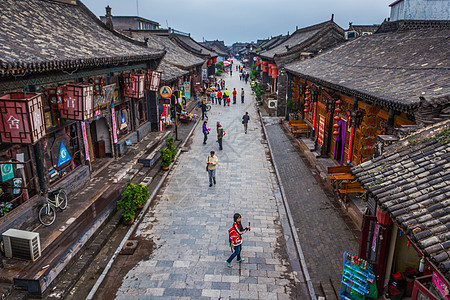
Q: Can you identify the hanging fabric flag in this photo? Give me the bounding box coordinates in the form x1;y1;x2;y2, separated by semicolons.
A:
57;142;72;167
1;161;14;182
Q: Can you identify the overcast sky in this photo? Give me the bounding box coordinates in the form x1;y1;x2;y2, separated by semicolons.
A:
83;0;393;45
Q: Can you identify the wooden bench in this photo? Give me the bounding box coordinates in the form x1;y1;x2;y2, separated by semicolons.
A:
338;181;366;202
291;123;310;137
327;166;353;191
288;120;306;130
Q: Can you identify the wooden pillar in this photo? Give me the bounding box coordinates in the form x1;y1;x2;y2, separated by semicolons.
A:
33;140;49;193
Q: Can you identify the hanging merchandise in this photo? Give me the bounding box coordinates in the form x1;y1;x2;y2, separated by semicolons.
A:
340;252;377;300
120;111;128;130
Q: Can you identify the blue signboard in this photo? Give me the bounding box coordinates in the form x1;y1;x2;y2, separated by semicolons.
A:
1;162;14;182
57;142;72;167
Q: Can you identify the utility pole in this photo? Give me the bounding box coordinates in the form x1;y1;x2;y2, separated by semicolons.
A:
136;0;139;16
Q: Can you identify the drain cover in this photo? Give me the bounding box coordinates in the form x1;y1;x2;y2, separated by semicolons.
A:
120;240;139;255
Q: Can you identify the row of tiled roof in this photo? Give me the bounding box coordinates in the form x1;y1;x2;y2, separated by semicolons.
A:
0;0;219;81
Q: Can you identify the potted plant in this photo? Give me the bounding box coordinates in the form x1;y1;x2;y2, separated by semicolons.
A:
122;182;149;209
165;137;177;160
0;202;13;217
117;193;136;225
159;147;172;170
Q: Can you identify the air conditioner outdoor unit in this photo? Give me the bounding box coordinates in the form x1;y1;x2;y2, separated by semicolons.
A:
345;31;357;40
2;229;41;261
268;100;277;109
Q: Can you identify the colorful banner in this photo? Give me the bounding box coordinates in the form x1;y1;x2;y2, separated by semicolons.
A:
111;106;118;143
81;121;90;161
1;162;14;182
432;272;450;300
57;142;72;167
183;82;191;100
318;115;326;146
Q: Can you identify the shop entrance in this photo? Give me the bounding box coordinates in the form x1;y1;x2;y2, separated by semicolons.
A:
90;118;111;159
334;119;347;165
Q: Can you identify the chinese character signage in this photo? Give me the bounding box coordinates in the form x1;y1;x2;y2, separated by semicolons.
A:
432;272;450;300
81;121;90;161
93;84;116;110
150;71;161;92
318;115;326;146
0;92;45;144
111;105;118;144
61;83;94;121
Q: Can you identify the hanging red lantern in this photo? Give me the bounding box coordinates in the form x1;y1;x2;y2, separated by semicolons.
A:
335;108;342;113
333;123;340;128
333;131;340;135
336;100;343;105
334;116;340;121
305;91;311;95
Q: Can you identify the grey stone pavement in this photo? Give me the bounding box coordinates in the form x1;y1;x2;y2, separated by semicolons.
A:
263;122;359;298
115;64;308;299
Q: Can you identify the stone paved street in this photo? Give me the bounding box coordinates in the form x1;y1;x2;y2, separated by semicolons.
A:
114;64;308;299
263;122;359;298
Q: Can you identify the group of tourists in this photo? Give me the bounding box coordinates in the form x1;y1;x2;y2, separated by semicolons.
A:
203;59;251;269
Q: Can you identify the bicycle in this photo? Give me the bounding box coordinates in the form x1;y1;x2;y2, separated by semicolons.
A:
38;189;68;226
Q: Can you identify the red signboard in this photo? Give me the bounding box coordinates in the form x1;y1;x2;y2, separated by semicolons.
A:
60;83;94;121
0;93;45;144
318;115;326;146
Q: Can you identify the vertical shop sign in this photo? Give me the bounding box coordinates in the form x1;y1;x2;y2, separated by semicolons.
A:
1;162;14;182
111;105;118;143
432;272;450;300
371;224;380;252
57;142;72;167
183;82;191;99
81;122;90;161
318;115;326;146
202;69;207;81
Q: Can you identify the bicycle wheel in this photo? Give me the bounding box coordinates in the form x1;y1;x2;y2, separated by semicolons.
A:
206;104;211;112
39;204;56;226
57;190;68;210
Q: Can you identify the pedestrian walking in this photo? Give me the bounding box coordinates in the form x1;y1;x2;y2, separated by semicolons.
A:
217;90;222;105
224;89;229;107
206;151;218;187
200;102;208;120
245;73;249;84
217;122;225;150
232;88;237;104
202;121;210;144
211;90;217;104
239;73;242;81
242;112;250;134
226;213;250;267
241;88;245;103
230;69;232;76
227;96;231;106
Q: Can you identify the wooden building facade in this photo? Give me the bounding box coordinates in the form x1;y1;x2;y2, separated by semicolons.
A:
285;20;450;166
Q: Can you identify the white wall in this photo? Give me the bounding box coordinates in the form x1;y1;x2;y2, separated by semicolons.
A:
390;0;450;21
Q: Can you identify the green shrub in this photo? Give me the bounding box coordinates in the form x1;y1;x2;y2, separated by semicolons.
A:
159;148;172;168
122;182;149;209
251;82;265;101
165;137;177;159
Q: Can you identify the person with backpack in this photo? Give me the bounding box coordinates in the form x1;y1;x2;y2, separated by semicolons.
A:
226;213;250;267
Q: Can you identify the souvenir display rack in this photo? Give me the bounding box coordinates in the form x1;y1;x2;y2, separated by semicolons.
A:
340;252;375;300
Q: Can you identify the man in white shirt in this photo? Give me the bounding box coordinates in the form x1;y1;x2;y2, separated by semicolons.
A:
206;151;218;187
